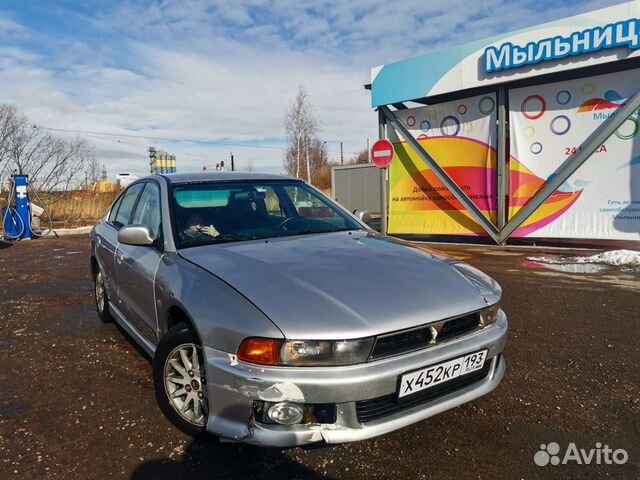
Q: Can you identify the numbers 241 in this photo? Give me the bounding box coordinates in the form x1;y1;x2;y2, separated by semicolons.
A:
565;144;607;155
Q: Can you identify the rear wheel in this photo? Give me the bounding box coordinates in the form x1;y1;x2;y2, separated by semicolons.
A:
94;268;114;323
153;323;209;437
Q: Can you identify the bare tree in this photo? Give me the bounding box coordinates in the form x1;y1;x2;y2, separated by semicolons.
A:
0;103;93;192
283;86;330;186
84;154;102;188
349;149;369;165
284;86;317;180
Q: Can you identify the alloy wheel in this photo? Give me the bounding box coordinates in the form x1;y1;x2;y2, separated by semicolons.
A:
95;271;105;313
163;344;209;426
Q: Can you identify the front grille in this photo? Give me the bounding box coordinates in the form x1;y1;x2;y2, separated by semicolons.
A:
355;359;493;424
370;312;480;360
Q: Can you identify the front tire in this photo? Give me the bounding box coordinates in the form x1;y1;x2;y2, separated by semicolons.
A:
153;323;209;437
94;268;114;323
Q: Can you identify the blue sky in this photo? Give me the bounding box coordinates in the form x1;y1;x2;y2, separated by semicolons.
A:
0;0;622;176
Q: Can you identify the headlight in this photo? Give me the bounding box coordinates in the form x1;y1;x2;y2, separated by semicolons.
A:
280;338;374;366
479;303;500;328
237;337;374;366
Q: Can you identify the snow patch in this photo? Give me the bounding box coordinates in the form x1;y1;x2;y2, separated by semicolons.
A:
527;249;640;267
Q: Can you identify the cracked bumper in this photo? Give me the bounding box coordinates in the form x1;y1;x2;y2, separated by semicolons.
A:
203;312;508;447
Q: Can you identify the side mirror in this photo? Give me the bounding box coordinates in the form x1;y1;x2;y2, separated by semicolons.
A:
118;224;155;246
353;209;372;224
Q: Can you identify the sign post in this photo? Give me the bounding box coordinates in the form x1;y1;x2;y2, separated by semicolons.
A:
371;137;395;235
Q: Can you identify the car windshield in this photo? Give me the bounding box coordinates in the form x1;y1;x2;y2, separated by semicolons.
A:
170;180;363;247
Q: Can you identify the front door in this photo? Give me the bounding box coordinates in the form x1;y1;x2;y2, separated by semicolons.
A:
115;181;163;343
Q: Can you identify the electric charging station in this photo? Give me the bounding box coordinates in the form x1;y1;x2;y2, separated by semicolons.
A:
2;174;32;240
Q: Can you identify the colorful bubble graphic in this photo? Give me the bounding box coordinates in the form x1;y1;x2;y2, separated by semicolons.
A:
420;120;431;132
440;116;460;136
582;83;595;95
524;126;536;138
463;122;474;133
615;117;640;140
530;142;543;154
458;104;468;115
479;96;495;115
407;116;416;127
550;115;571;135
428;109;438;120
521;95;546;120
556;90;571;105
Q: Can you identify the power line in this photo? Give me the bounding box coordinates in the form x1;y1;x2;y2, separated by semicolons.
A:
40;125;367;157
82;133;284;165
38;125;286;150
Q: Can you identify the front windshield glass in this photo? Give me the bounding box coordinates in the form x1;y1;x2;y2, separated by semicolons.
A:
170;180;362;247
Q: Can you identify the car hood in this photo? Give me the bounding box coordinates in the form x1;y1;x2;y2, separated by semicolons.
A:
178;231;493;340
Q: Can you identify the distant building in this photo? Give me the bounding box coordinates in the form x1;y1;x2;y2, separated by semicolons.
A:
148;147;177;174
116;173;139;188
92;180;116;193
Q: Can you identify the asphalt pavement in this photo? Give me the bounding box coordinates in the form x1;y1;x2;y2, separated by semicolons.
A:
0;235;638;479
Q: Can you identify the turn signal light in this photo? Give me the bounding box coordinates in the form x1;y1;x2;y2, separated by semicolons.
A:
237;338;282;366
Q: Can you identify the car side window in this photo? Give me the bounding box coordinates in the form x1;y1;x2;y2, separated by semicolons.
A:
113;183;144;229
108;194;125;224
131;182;162;239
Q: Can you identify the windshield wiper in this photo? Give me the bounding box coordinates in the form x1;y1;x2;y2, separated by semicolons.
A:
211;234;244;243
275;228;360;238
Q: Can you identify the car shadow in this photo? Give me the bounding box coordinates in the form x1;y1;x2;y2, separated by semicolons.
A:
0;239;13;250
131;436;328;480
112;321;154;365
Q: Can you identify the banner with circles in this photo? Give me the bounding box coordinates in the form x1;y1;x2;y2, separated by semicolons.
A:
387;93;497;236
509;69;640;239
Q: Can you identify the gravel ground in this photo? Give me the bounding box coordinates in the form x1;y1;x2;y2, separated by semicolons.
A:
0;235;638;479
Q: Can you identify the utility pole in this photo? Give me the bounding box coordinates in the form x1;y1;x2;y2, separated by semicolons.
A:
305;135;312;185
340;141;344;165
296;136;300;178
230;152;235;172
367;138;371;163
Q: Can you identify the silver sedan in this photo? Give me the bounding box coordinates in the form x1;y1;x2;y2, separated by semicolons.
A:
90;172;507;447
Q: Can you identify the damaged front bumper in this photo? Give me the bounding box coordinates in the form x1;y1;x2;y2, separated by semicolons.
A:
203;311;507;447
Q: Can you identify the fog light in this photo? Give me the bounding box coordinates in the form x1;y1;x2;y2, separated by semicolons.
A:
267;402;304;425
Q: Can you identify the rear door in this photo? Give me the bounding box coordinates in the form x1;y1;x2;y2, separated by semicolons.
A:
115;181;163;343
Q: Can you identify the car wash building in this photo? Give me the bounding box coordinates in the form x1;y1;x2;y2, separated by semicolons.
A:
368;1;640;244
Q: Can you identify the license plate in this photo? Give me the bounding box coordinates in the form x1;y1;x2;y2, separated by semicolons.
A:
398;350;488;399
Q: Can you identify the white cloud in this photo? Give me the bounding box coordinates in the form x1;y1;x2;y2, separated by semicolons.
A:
0;0;623;177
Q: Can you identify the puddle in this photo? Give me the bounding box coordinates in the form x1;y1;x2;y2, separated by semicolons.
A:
620;267;640;277
524;258;640;276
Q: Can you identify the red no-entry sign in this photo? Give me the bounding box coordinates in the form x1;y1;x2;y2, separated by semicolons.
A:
371;140;395;168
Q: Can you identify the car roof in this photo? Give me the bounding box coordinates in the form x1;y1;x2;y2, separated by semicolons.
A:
160;172;299;184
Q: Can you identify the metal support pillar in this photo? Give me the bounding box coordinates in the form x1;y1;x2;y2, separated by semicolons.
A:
378;109;388;235
498;85;640;242
380;106;500;243
496;88;508;239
